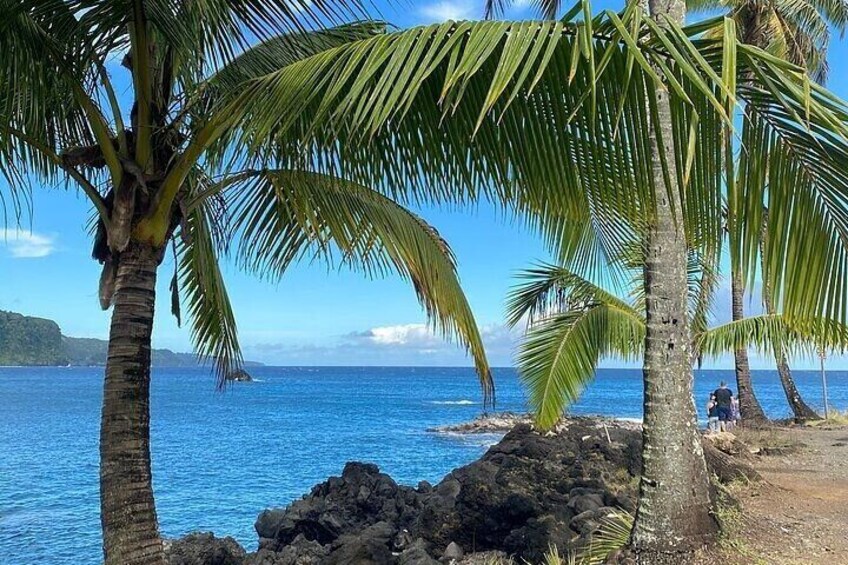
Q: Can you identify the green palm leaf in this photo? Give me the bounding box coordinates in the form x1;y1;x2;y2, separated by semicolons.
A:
193;21;387;137
222;169;495;402
226;12;848;330
699;314;848;358
519;305;645;428
176;176;242;387
507;262;640;327
515;258;848;428
509;263;644;428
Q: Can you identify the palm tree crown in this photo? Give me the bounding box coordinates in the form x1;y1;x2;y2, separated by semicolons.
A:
0;3;493;390
691;0;848;82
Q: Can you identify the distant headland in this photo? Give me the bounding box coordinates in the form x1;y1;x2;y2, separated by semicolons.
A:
0;310;263;367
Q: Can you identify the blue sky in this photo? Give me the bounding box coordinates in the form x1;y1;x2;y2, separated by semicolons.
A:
3;0;848;368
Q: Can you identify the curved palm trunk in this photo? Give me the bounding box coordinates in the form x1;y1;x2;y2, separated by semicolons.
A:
731;270;768;425
631;0;718;554
100;242;167;565
774;353;819;421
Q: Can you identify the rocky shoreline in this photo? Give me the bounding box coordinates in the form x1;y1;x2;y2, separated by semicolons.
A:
425;412;642;435
166;417;757;565
424;412;531;434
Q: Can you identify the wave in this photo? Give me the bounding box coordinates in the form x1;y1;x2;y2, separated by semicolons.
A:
428;400;476;405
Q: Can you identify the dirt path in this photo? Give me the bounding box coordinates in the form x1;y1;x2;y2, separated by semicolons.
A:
730;425;848;564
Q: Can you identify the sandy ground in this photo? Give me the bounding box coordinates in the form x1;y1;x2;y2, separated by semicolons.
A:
726;425;848;564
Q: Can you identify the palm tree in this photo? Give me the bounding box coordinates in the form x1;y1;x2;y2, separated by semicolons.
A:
697;0;848;424
0;5;495;564
487;0;723;549
230;7;848;557
486;0;718;551
491;0;848;433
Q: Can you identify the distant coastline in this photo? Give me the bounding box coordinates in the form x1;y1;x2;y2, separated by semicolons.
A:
0;310;262;367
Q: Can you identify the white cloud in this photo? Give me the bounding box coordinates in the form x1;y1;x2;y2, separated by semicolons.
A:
419;1;476;22
247;322;522;366
0;229;55;258
361;323;443;346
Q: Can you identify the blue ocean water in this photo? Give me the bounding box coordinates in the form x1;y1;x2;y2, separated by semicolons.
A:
1;366;845;564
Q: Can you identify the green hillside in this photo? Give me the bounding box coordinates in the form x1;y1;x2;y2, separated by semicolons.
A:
0;311;68;365
0;310;262;367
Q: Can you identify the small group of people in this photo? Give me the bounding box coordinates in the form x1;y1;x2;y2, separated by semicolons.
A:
706;380;740;432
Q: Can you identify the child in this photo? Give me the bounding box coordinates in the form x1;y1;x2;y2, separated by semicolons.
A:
730;396;741;430
706;394;719;433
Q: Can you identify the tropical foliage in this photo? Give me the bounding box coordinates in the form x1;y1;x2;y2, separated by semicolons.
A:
0;5;491;390
0;2;493;563
486;0;848;82
508;260;848;427
227;8;848;331
691;0;848;83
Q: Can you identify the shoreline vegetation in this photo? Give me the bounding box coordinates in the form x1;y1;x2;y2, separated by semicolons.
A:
165;415;848;565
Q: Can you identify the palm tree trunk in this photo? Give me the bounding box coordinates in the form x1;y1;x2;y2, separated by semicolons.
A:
731;270;768;425
100;241;167;565
631;0;718;554
774;352;820;421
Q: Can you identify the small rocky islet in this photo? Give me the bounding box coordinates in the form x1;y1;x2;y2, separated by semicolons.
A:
166;417;757;565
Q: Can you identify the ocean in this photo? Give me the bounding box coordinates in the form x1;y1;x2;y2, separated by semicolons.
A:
1;366;844;564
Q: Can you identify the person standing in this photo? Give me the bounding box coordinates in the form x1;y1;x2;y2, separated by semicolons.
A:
713;381;734;432
730;395;741;430
706;394;719;433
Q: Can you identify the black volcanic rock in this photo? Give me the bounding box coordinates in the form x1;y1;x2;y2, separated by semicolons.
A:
166;532;246;565
227;368;253;382
169;417;758;565
249;419;644;564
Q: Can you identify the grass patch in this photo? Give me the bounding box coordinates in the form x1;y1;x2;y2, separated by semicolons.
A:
805;409;848;427
712;478;769;565
734;427;804;455
473;553;516;565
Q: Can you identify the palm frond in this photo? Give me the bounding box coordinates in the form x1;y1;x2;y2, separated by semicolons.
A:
518;304;644;429
698;314;848;359
194;21;387;128
230;13;728;271
688;249;720;341
225;11;848;327
72;0;373;91
176;171;242;387
803;0;848;29
224;169;494;402
507;262;640;327
0;1;102;184
580;509;634;565
732;100;848;325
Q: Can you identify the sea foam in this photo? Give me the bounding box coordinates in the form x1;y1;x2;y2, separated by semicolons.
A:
428;400;476;405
